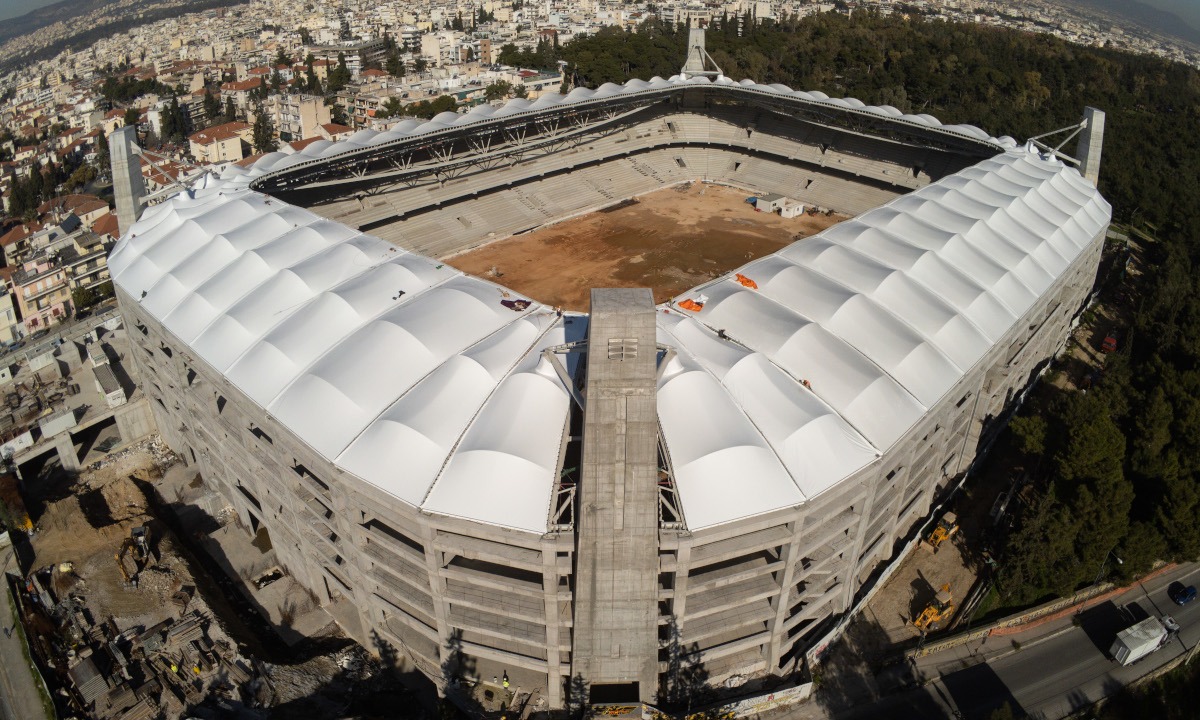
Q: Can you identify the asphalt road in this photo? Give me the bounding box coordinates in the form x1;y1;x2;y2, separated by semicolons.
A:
0;548;50;720
786;563;1200;720
933;564;1200;719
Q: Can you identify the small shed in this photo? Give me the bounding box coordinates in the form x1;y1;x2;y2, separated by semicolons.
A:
93;364;126;409
754;193;804;218
87;342;109;368
38;407;78;439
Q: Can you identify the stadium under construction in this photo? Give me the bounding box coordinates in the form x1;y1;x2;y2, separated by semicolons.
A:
108;34;1110;710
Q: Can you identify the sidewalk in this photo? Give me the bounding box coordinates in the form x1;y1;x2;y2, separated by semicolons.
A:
0;549;53;720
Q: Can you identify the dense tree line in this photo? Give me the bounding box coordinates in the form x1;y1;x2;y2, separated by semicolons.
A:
560;13;1200;602
99;74;172;104
5;159;73;220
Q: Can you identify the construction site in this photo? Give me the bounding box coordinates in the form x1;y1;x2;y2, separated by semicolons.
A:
5;431;426;720
448;183;845;310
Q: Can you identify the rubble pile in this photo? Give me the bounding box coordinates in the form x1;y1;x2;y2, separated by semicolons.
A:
83;435;179;478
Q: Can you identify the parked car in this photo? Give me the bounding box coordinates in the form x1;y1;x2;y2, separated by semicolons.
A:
1168;582;1196;606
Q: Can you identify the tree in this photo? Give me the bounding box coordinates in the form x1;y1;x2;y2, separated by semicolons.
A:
95;131;109;173
71;285;98;312
270;68;284;93
64;163;96;192
484;80;512;101
512;82;529;99
160;96;187;143
251;105;277;153
379;97;403;118
329;103;349;127
326;52;352;91
203;91;221;121
123;107;140;127
414;57;428;74
385;52;405;78
1009;415;1047;461
224;96;238;122
298;26;313;45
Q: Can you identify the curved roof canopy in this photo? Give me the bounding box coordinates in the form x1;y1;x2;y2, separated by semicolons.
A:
110;86;1108;534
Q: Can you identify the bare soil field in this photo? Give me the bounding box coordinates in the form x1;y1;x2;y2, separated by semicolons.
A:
449;182;846;311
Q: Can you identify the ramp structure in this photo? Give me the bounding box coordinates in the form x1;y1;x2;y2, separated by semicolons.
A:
572;289;661;704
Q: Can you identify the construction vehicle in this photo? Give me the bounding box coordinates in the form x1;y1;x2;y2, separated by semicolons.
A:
913;584;954;631
116;525;153;585
923;512;959;551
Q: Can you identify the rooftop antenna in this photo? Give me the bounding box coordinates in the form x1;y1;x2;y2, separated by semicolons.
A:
681;27;722;79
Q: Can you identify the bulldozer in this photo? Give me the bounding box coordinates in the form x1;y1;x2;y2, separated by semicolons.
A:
116;525;153;586
923;512;959;552
912;584;954;631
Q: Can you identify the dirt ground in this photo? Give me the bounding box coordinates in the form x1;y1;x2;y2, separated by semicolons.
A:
28;437;203;631
448;182;846;311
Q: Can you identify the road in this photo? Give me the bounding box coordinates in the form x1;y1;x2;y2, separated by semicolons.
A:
0;547;51;720
785;563;1200;720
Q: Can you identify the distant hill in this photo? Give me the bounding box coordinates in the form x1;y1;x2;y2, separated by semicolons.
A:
1063;0;1200;48
0;0;250;72
0;0;117;46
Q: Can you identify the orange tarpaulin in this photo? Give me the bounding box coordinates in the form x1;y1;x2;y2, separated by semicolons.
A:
678;299;705;312
735;273;758;289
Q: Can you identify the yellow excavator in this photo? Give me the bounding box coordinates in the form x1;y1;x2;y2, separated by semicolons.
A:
924;512;959;552
115;525;153;585
913;584;954;631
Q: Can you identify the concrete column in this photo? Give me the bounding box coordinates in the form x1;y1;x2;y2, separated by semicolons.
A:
766;521;803;671
541;540;564;708
111;126;146;237
1075;106;1105;186
54;432;79;472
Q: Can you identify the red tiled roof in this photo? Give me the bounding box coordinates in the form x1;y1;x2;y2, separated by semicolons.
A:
0;222;41;248
37;194;107;217
289;136;323;152
91;212;119;238
188;121;251;145
321;123;353;135
221;78;263;92
235;152;266;168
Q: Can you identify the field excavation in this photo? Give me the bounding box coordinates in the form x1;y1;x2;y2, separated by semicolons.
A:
448;182;847;310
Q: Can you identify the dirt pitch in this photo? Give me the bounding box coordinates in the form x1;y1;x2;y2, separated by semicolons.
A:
448;182;846;311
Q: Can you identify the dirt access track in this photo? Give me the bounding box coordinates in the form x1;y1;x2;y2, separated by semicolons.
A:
448;182;846;311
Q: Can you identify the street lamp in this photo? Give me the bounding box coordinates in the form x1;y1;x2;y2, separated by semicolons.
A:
1077;548;1122;616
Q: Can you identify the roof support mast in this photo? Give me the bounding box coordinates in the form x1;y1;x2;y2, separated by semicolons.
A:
681;27;723;79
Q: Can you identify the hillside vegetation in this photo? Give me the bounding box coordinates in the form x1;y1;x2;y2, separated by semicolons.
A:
556;13;1200;603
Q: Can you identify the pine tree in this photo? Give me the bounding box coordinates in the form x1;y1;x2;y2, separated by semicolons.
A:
225;96;238;122
252;104;277;153
203;91;221;121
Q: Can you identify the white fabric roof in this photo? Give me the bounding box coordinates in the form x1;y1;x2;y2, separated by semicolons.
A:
111;117;1107;535
109;175;576;534
666;148;1109;528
